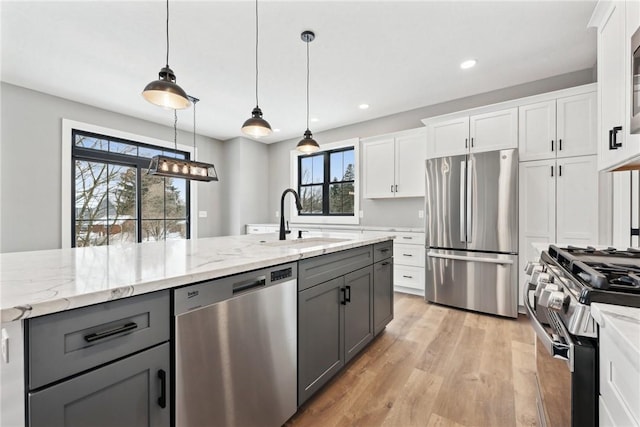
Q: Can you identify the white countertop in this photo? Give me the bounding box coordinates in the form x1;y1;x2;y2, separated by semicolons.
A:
591;303;640;361
249;223;425;233
0;233;393;322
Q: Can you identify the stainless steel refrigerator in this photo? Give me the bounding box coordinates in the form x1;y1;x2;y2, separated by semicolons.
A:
425;149;518;318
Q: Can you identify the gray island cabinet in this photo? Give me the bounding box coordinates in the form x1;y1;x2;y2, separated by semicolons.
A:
0;233;394;427
297;241;394;405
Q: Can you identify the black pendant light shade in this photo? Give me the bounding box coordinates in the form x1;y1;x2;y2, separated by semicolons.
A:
241;0;272;137
242;106;272;137
143;66;191;110
297;129;319;154
142;0;191;110
297;30;319;154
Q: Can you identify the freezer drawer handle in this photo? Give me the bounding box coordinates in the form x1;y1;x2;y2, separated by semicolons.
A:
83;321;138;343
402;275;413;279
427;252;514;265
402;253;413;257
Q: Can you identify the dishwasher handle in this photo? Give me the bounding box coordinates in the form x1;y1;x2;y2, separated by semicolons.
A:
233;276;266;294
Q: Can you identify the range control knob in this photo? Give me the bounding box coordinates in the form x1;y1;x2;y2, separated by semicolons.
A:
524;261;540;275
547;291;570;312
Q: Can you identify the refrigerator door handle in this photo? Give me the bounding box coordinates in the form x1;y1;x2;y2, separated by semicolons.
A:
466;159;473;244
460;160;466;243
427;251;514;265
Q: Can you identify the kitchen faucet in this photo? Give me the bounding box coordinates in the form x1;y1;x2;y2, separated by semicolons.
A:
279;188;303;240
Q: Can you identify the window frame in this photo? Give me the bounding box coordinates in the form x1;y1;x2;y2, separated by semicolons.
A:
297;146;355;216
289;138;360;225
62;119;198;248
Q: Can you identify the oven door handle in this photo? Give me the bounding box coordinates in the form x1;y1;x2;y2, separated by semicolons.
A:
523;282;575;372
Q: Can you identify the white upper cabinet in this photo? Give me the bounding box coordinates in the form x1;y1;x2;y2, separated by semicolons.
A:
425;108;517;159
469;108;518;153
519;91;597;161
590;0;640;170
362;128;426;199
426;116;469;158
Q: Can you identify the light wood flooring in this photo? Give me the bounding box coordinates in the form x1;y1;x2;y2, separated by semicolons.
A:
287;292;538;427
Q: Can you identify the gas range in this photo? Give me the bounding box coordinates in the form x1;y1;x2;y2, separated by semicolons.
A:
526;245;640;339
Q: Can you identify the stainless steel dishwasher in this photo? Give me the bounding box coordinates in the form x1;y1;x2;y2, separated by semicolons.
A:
174;263;297;427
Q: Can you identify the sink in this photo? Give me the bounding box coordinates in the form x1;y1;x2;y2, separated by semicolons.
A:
262;237;350;249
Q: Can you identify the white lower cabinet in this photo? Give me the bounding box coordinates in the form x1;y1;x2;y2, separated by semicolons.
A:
392;232;425;296
518;155;599;304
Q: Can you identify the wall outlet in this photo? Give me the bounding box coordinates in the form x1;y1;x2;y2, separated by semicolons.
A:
418;210;424;219
275;211;280;218
359;210;364;218
198;211;208;218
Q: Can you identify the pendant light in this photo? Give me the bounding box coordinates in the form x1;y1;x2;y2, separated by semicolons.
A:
297;30;320;154
241;0;272;137
148;96;218;182
142;0;191;110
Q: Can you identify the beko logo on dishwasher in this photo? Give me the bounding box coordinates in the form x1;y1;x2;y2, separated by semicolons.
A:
187;290;199;299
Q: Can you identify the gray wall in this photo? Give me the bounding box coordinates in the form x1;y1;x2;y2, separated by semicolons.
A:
0;83;225;252
268;68;596;228
221;137;270;235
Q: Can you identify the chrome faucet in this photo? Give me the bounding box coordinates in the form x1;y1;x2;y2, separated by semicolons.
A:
279;188;303;240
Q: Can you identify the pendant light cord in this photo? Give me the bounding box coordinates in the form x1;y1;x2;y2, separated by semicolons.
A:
165;0;170;67
255;0;259;107
306;39;310;131
174;109;178;151
193;98;197;160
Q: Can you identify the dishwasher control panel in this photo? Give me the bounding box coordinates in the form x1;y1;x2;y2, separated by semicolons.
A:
271;267;292;283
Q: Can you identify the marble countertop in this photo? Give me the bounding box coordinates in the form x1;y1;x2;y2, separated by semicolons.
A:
0;233;393;322
248;223;425;233
591;303;640;361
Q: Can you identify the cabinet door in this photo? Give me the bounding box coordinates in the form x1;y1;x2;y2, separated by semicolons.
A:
556;156;599;245
557;92;597;158
297;277;344;405
362;137;395;198
426;116;469;159
373;260;393;336
518;100;556;161
469;108;518;153
597;1;627;170
29;343;170;427
394;129;426;197
344;266;373;364
518;159;556;305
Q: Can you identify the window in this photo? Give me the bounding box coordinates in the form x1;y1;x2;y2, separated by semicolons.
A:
298;147;355;216
72;130;190;247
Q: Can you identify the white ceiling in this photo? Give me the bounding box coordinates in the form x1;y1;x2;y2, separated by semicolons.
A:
1;1;597;144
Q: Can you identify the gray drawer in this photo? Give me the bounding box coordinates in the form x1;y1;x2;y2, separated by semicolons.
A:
298;245;373;291
373;241;393;262
28;290;170;390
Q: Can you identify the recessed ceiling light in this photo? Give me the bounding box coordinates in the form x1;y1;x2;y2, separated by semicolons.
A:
359;104;370;110
273;128;281;132
311;118;319;122
460;59;477;69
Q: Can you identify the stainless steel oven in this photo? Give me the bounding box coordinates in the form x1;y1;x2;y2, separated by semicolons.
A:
632;25;640;134
525;290;597;427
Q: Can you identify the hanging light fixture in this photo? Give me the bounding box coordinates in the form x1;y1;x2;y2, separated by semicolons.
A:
142;0;191;110
297;30;320;154
148;96;218;182
241;0;272;137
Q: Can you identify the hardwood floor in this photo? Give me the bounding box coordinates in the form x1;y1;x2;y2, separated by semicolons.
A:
287;293;538;427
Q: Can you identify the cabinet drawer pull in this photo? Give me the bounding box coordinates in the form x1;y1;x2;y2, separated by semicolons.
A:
395;184;398;192
551;140;554;151
465;138;468;148
551;166;554;177
341;288;347;305
559;165;562;177
402;236;412;240
402;253;413;257
609;126;623;150
402;275;413;279
379;248;389;253
391;184;394;193
559;139;562;151
381;261;391;266
345;285;351;303
84;321;138;343
158;369;167;409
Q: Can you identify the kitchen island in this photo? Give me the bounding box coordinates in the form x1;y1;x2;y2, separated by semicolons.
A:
0;232;394;427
